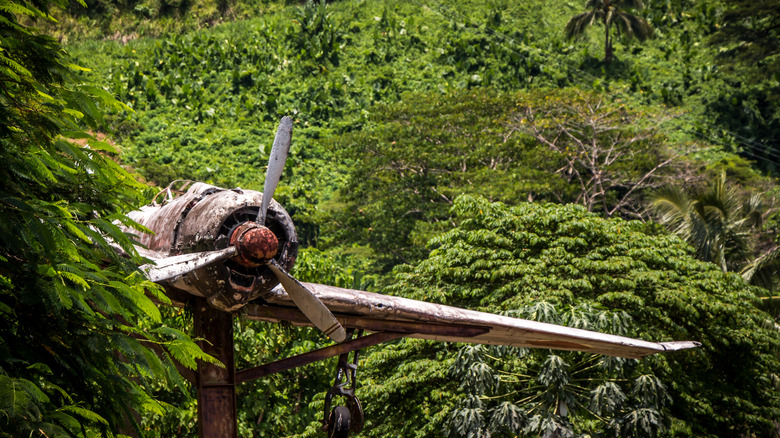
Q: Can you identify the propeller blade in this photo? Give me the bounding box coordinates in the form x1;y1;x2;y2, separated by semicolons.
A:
140;246;238;283
267;259;347;342
259;116;293;225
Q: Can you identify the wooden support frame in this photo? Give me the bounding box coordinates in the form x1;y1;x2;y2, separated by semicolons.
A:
194;298;237;438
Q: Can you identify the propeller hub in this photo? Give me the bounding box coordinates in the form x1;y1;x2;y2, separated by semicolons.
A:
229;222;278;267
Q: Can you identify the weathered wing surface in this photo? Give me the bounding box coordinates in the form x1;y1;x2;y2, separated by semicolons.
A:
138;246;238;283
244;283;699;359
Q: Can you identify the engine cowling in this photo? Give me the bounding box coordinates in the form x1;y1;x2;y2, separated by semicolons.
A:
127;182;298;311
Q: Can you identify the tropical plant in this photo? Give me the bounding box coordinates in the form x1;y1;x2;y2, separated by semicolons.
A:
651;175;756;271
447;305;672;438
351;195;780;437
288;0;344;70
564;0;654;64
0;0;211;435
650;174;777;274
709;0;780;82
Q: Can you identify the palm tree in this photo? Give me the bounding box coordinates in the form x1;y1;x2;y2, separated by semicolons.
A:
564;0;654;64
650;174;763;273
651;174;780;305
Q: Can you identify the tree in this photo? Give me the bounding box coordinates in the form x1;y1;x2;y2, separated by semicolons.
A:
564;0;654;64
651;174;780;303
709;0;780;82
0;0;210;435
510;90;694;219
351;195;780;437
325;89;568;271
327;89;692;273
650;175;766;272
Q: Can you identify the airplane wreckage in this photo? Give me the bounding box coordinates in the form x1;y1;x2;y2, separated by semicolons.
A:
123;117;699;437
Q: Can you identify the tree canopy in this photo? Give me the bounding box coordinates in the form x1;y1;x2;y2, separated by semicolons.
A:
326;88;695;271
355;195;780;437
0;0;210;435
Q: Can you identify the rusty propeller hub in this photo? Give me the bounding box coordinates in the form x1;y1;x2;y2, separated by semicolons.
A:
229;222;279;267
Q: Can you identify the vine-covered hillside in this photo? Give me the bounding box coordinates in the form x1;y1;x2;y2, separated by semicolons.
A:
2;0;777;436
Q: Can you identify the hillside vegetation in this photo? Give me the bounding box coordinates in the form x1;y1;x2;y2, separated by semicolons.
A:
5;0;778;436
68;0;780;266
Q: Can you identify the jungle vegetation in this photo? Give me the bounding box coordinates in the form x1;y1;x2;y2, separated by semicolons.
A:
4;0;780;436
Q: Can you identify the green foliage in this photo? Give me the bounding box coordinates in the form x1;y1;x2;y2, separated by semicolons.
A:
651;174;780;307
327;88;693;271
288;0;344;71
446;306;673;438
651;174;765;272
358;195;780;437
70;0;582;199
709;0;780;82
50;0;780;436
70;0;780;210
704;83;780;174
512;88;691;218
325;89;567;270
0;0;208;435
702;1;780;174
60;0;780;176
565;0;654;64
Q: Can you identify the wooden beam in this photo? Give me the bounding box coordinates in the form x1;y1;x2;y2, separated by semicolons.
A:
194;298;237;438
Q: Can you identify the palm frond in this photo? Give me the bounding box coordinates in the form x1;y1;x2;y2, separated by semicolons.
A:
614;12;653;40
650;186;691;238
564;10;599;39
742;246;780;288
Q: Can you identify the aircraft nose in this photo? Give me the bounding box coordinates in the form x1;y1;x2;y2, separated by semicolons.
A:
229;222;279;266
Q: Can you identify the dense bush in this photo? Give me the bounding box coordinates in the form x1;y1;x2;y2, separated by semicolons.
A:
356;196;780;437
0;0;213;435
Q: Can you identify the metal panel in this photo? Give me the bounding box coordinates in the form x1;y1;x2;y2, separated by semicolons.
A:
257;283;700;359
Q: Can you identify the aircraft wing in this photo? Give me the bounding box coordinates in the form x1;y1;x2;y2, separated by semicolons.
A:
243;283;700;359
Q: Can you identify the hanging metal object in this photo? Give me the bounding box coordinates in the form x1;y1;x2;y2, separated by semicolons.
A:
323;330;365;437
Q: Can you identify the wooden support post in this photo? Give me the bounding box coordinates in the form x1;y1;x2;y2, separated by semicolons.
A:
194;298;237;438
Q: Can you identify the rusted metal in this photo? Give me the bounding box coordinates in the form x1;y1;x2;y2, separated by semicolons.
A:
194;298;237;438
323;330;364;435
229;222;278;266
257;284;700;359
243;303;492;338
122;183;298;311
235;332;405;384
139;246;239;283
